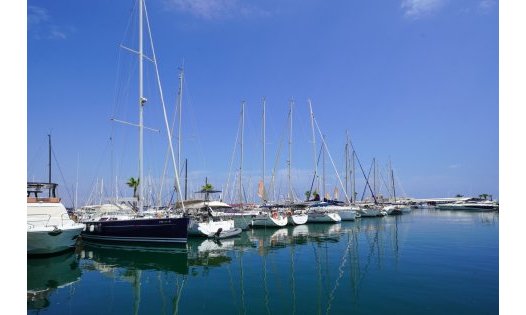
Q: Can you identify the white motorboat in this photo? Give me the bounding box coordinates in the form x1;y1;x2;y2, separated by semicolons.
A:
27;182;85;255
436;199;498;211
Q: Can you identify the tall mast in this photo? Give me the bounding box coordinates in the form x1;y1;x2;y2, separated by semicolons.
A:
352;150;356;203
288;99;293;203
177;66;184;170
345;132;349;203
184;158;188;201
262;97;266;203
138;0;145;212
390;158;396;203
75;153;79;209
48;134;52;197
308;99;318;194
373;158;376;199
239;101;245;208
322;135;326;199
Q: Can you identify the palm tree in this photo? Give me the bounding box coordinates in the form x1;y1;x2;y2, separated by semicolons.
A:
127;177;140;199
479;193;489;200
201;182;215;202
201;183;214;192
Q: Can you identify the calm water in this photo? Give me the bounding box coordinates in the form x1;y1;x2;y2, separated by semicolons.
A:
27;209;499;315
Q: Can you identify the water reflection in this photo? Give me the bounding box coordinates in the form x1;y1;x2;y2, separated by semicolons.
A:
80;241;189;275
27;250;81;310
27;210;498;315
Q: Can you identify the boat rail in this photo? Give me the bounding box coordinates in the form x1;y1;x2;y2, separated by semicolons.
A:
27;213;71;229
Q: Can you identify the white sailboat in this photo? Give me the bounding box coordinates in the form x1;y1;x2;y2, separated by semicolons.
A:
285;99;308;225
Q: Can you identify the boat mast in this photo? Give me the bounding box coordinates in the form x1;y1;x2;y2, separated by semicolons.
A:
322;135;326;200
345;132;349;204
239;101;245;208
352;149;356;203
138;0;145;212
184;158;188;201
308;99;318;195
373;158;376;200
75;153;79;209
288;99;293;203
262;97;266;204
177;66;184;170
48;134;52;197
390;158;396;203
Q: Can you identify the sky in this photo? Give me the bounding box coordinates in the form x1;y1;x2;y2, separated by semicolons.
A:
24;0;499;207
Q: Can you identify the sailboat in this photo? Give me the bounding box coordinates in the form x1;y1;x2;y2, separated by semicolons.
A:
81;0;189;244
305;101;342;223
251;100;290;228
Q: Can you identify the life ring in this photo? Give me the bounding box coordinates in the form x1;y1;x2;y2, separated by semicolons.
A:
272;212;278;219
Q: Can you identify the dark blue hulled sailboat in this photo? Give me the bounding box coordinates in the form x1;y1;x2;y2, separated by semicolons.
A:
81;0;188;244
81;216;189;244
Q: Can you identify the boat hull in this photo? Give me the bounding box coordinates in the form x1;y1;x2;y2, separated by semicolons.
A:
334;210;356;221
27;225;84;255
211;227;243;239
437;205;498;211
287;213;308;225
251;214;288;227
81;217;189;243
357;208;383;217
307;212;342;223
188;219;235;237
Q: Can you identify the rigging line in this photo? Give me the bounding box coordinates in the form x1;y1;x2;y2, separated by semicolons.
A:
27;140;46;179
85;137;112;206
347;139;378;204
378;163;393;198
224;113;241;203
308;144;324;199
268;111;289;203
393;167;408;198
51;147;74;208
312;116;351;203
182;73;207;175
144;0;184;210
158;69;181;206
112;0;137;119
360;161;374;202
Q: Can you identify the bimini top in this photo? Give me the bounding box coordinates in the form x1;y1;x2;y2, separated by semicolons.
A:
27;182;60;201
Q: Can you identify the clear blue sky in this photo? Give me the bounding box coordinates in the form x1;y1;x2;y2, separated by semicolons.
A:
26;0;499;207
